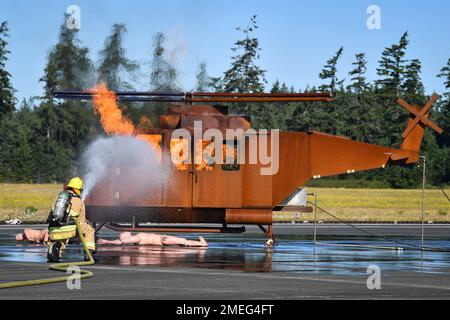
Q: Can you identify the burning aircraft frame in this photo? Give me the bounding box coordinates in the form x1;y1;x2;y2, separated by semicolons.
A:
54;90;443;244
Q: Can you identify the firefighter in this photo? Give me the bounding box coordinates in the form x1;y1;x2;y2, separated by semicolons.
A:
47;177;96;262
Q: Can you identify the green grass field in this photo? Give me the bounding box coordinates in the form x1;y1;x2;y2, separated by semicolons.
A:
0;184;449;223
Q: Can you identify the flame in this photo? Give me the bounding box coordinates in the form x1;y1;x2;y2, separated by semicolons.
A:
169;139;238;171
90;83;135;135
195;140;214;171
170;139;189;170
195;141;238;171
90;83;161;161
137;134;162;161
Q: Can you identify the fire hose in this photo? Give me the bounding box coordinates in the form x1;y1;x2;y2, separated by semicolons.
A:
0;219;94;289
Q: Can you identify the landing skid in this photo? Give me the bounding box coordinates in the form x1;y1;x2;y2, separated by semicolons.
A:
92;221;273;246
104;222;246;234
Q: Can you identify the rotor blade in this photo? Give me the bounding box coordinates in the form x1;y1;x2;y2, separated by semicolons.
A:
52;91;333;103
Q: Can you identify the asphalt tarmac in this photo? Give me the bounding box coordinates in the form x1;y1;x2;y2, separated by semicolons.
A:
1;224;450;299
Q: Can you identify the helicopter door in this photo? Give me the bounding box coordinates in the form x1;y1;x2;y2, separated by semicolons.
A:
192;140;242;208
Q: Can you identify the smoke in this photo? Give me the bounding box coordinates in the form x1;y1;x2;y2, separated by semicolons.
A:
165;27;187;65
80;135;167;201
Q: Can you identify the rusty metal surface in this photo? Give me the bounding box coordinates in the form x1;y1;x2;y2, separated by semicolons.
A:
398;95;443;163
190;97;332;103
87;206;225;224
226;209;273;225
168;104;224;115
272;132;311;207
310;132;392;178
105;223;245;234
160;114;180;129
193;169;242;208
181;114;251;132
399;94;442;138
192;92;332;97
81;92;442;229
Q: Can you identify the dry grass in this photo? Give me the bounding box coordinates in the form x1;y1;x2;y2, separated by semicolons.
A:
274;187;450;223
0;184;62;222
0;184;448;223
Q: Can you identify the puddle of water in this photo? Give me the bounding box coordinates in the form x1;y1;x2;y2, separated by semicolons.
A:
0;226;450;274
1;228;450;275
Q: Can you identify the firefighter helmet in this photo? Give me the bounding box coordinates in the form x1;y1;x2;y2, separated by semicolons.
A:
67;177;83;196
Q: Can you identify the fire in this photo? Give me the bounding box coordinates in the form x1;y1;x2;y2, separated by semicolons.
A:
90;83;161;160
90;83;134;135
170;140;221;171
195;141;237;171
170;139;189;170
195;140;214;171
137;134;162;161
88;83;236;169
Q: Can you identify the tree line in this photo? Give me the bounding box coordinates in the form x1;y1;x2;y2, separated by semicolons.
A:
0;15;449;188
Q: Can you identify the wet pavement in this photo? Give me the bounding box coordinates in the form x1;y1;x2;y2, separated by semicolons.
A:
1;224;450;275
1;224;450;299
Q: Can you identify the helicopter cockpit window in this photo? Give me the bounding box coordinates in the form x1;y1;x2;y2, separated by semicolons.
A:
195;140;215;171
170;138;240;171
170;138;189;171
221;140;240;171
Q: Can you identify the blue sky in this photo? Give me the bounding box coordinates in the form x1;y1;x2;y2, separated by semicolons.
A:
1;0;449;101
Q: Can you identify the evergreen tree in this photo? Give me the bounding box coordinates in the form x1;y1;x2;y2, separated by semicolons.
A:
209;76;224;92
314;47;345;135
347;53;370;93
0;100;37;182
1;16;448;187
133;32;181;128
222;15;267;93
288;86;334;134
195;61;211;92
254;79;292;130
270;79;289;95
220;15;267;124
35;15;96;181
0;21;15;117
374;32;410;147
31;101;90;182
319;47;344;95
41;61;58;104
150;32;178;91
342;90;380;143
40;15;94;100
438;58;450;89
401;59;425;96
271;79;281;93
436;57;450;147
375;32;409;95
344;53;380;143
97;23;138;91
